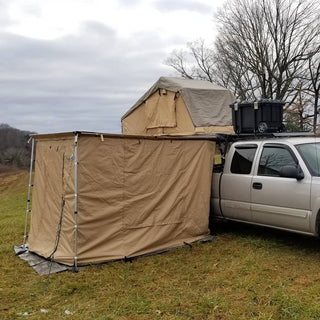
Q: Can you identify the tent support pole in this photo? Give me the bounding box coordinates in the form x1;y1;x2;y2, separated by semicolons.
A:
23;137;35;248
73;133;79;272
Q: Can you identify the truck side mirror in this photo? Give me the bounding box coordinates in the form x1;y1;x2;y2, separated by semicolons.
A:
279;165;304;180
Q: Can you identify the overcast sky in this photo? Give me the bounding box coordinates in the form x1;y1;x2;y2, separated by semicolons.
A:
0;0;225;134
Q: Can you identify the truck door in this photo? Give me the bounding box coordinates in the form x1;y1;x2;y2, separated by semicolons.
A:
221;144;257;221
251;143;311;232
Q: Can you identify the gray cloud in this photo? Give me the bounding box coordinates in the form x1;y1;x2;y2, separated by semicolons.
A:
0;21;174;134
152;0;211;14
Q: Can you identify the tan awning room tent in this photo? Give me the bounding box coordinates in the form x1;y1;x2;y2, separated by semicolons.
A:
122;77;235;136
26;132;216;267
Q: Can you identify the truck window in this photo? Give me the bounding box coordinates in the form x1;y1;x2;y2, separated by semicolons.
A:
258;146;296;176
296;143;320;176
230;145;257;174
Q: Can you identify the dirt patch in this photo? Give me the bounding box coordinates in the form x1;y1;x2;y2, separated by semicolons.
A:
0;170;29;196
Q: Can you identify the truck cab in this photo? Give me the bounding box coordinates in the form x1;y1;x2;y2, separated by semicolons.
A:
212;137;320;236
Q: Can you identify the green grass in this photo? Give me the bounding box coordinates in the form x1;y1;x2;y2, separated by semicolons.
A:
2;172;320;319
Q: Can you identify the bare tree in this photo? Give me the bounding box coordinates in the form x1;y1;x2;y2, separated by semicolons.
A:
284;83;313;131
216;0;320;99
165;39;215;81
165;0;320;103
306;52;320;132
164;39;255;99
165;49;194;80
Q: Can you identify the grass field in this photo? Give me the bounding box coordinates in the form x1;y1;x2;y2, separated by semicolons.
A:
2;171;320;319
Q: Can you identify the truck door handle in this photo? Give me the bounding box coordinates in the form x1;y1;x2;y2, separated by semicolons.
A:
252;182;263;190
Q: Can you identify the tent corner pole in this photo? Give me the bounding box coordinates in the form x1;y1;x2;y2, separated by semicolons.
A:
23;137;35;248
73;133;79;272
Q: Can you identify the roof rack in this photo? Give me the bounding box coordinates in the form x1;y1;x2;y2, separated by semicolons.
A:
216;131;315;143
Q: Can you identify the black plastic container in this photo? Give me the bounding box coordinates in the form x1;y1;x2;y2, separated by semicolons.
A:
230;99;285;134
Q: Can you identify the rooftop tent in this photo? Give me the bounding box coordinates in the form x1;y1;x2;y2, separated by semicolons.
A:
26;132;216;267
121;77;235;136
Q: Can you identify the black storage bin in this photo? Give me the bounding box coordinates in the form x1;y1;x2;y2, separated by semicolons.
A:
230;99;285;134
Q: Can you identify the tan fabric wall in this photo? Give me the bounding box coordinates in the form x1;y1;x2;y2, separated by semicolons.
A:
122;92;196;135
195;125;235;134
28;137;76;265
76;136;215;265
145;90;177;129
122;104;148;135
146;127;165;135
162;95;196;135
29;134;215;266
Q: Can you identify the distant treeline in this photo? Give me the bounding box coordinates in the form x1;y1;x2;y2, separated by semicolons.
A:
0;124;36;169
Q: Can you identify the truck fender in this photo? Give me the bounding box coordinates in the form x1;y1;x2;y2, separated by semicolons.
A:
315;210;320;236
311;197;320;235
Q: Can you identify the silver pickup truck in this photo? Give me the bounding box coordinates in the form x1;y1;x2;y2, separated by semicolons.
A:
212;136;320;236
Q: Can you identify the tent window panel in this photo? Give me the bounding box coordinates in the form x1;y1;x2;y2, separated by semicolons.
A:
145;90;177;129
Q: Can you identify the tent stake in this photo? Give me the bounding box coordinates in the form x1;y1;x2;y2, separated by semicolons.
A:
73;133;79;272
23;137;35;248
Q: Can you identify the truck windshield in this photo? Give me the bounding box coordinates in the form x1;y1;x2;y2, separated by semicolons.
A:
296;143;320;176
